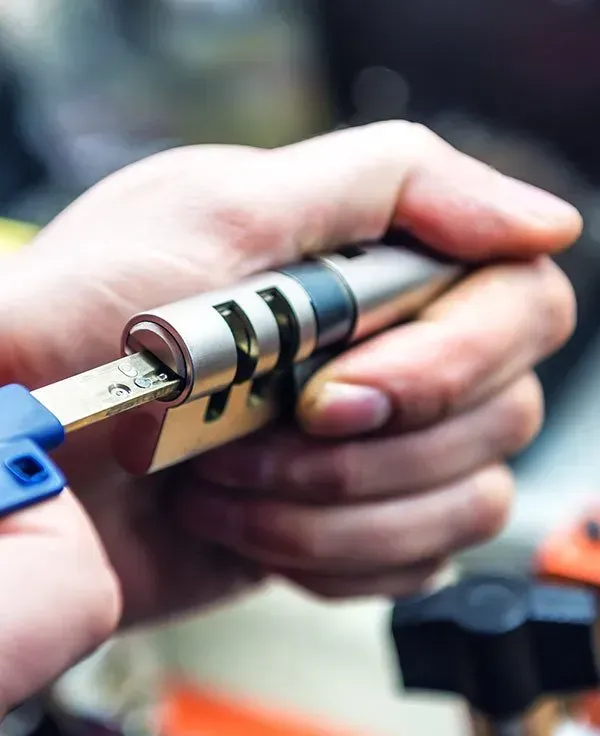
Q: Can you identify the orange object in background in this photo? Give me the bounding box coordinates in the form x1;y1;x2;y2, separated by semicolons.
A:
535;508;600;588
570;692;600;731
158;684;369;736
535;509;600;733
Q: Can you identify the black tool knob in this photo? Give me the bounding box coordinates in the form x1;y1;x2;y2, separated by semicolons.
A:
391;574;600;720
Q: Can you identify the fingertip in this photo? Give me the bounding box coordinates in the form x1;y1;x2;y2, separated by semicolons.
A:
503;191;583;257
504;177;583;236
396;154;584;260
549;202;584;250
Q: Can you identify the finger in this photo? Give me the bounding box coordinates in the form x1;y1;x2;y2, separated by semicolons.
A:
298;258;573;436
272;121;582;258
193;373;542;503
0;122;581;389
82;473;263;627
0;490;121;710
277;559;447;601
176;464;513;574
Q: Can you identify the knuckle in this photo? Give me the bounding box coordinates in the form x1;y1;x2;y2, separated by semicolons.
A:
397;324;493;425
285;446;363;503
435;356;479;416
152;147;289;262
246;507;327;562
467;464;515;542
429;329;495;417
500;374;545;452
366;120;446;161
207;197;292;262
399;121;444;154
281;522;327;562
440;369;472;413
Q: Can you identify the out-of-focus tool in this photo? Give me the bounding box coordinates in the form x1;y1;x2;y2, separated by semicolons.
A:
534;509;600;734
391;574;600;736
0;233;462;515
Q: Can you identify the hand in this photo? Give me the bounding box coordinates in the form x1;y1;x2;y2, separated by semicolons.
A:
0;122;580;708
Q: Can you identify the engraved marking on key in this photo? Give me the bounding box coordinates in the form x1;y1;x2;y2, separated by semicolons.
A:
32;353;181;433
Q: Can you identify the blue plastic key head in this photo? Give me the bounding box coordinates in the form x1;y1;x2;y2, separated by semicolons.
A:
0;384;64;449
0;438;65;514
0;385;66;516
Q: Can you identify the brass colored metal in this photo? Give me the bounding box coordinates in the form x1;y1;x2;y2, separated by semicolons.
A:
31;352;180;433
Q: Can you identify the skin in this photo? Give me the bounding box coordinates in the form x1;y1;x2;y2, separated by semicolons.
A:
0;121;582;710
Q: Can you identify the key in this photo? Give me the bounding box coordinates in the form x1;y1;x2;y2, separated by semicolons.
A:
0;234;463;514
30;352;181;433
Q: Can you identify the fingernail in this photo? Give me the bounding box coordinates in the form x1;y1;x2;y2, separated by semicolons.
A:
301;382;392;436
507;177;581;226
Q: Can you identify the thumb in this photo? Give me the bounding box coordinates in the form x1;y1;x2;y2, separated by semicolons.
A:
0;490;121;710
0;121;582;388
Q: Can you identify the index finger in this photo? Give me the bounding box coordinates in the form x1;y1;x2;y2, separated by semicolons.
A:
272;121;582;260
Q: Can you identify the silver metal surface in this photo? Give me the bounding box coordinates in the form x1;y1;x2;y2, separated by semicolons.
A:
26;243;461;474
31;352;180;433
320;244;461;340
237;270;319;363
114;243;463;474
118;267;322;474
123;297;239;404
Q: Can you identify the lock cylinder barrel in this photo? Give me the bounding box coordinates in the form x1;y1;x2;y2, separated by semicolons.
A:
2;237;464;482
115;238;463;475
121;241;461;408
317;243;461;341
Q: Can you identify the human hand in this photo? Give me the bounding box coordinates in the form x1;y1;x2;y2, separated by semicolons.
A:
0;121;580;708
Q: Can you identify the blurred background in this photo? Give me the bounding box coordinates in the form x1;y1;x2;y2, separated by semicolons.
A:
2;1;600;734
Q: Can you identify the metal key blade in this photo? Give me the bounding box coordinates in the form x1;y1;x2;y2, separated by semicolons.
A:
31;352;181;433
